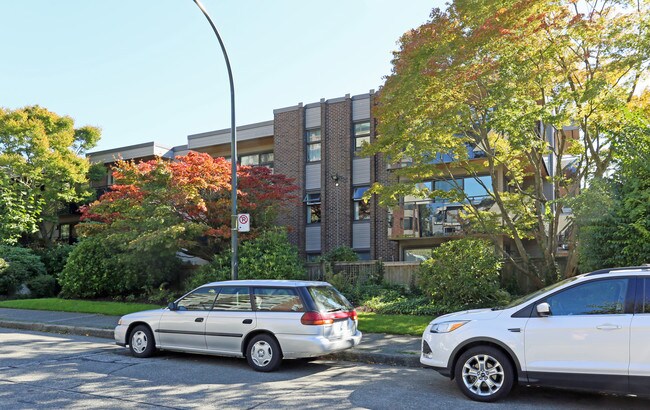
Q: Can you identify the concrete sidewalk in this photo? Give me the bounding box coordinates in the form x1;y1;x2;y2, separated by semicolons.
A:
0;307;422;367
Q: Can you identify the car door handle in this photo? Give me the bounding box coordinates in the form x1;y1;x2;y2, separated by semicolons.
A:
596;324;621;331
242;319;253;324
195;318;204;323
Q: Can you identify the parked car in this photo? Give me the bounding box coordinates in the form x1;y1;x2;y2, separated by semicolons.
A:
115;280;361;371
420;266;650;402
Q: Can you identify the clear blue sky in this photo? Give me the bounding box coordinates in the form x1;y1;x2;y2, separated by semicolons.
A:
0;0;442;152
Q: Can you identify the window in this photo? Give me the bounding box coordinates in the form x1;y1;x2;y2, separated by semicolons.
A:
239;152;274;169
177;287;218;311
253;287;304;312
463;176;492;201
308;286;354;312
106;169;115;186
304;192;321;224
354;122;370;154
59;224;71;240
355;251;371;261
306;253;321;263
404;248;432;262
240;154;259;166
213;287;251;311
545;279;630;316
306;129;321;162
353;186;370;220
641;279;650;313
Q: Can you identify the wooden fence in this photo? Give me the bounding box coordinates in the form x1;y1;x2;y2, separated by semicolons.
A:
305;261;421;289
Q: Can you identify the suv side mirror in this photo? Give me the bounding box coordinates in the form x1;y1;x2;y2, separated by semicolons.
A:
167;302;178;311
536;302;551;317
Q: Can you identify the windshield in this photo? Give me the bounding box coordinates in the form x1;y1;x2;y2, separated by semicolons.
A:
501;276;582;309
308;286;354;312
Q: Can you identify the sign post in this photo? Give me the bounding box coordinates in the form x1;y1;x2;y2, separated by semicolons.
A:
237;213;250;232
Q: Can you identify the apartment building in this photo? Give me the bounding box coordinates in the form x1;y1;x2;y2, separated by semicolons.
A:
79;91;566;262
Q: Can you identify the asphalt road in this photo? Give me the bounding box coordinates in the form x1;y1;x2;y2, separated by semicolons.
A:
1;328;648;410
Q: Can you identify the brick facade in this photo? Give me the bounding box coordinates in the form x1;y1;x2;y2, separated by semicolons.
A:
322;98;353;253
273;106;305;256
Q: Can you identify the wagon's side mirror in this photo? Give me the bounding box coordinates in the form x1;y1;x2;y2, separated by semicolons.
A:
536;302;551;317
167;302;178;311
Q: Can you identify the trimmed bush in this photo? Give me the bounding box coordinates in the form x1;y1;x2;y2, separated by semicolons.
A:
35;244;75;278
417;238;508;312
26;275;57;298
0;246;47;295
59;235;182;299
187;228;305;290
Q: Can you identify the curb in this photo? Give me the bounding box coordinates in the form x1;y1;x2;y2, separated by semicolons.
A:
0;321;422;368
325;350;421;368
0;320;114;340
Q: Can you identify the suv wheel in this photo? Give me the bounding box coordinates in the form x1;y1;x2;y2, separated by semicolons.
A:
246;334;282;372
129;325;156;358
454;346;514;402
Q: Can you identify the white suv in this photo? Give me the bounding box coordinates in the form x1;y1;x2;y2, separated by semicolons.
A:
420;266;650;402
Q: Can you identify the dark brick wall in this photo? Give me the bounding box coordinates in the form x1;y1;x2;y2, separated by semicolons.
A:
273;95;399;261
370;94;400;261
322;98;353;253
273;107;305;256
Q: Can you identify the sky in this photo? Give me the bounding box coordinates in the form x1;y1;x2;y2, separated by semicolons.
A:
0;0;444;152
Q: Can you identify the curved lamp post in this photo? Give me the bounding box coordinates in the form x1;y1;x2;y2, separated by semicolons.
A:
191;0;238;280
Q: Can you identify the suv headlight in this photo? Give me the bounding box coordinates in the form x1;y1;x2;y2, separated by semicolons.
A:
430;320;469;333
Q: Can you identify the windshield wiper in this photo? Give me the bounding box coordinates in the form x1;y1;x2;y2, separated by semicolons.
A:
327;308;343;312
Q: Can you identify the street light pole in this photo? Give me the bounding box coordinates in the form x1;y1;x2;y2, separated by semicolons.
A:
191;0;238;280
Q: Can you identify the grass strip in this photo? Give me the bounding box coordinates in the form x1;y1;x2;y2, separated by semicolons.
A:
0;298;161;316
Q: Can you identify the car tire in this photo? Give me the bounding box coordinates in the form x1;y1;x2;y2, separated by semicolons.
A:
129;325;156;358
454;346;514;402
246;334;282;372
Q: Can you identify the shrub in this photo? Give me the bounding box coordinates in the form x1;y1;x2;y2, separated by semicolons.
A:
321;246;359;262
26;275;57;298
187;228;305;290
0;245;47;295
35;244;75;278
417;238;508;312
59;235;182;299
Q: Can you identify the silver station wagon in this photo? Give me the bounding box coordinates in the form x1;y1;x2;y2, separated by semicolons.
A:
114;280;362;371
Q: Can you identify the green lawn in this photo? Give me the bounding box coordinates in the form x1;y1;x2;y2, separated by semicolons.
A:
0;298;431;336
357;312;431;336
0;298;162;316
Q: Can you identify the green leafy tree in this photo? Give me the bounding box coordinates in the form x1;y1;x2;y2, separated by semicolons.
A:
573;92;650;270
0;106;101;244
367;0;650;286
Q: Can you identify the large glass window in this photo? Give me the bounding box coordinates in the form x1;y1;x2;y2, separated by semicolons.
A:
305;192;321;224
177;287;219;311
464;176;492;200
239;152;274;169
306;129;321;162
354;122;371;154
213;287;251;311
545;279;629;315
353;186;370;221
404;248;432;262
253;287;304;312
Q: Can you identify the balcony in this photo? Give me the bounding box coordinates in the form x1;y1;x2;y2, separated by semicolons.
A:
388;195;495;239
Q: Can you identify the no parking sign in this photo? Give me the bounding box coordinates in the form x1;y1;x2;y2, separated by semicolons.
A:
237;213;250;232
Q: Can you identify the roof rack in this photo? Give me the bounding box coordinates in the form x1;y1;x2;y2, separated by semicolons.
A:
584;265;650;276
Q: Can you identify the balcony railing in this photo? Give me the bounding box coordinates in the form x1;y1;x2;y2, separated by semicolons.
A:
388;195;495;239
